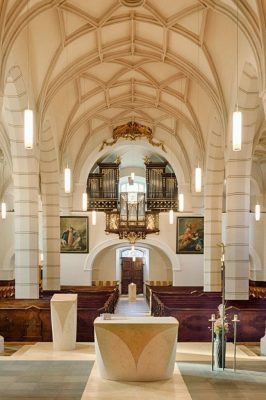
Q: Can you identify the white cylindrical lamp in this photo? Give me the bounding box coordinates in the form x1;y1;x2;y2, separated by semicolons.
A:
92;210;97;225
1;202;6;219
232;111;242;151
178;193;184;212
255;204;260;221
24;109;34;149
82;192;88;211
64;167;71;193
169;209;174;224
195;167;202;193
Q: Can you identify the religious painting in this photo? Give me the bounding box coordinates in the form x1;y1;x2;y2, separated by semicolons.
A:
60;216;88;253
176;217;204;254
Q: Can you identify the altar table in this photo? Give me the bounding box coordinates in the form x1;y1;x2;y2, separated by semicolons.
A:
94;316;178;381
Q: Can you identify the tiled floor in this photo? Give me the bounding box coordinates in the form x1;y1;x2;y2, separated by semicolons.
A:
115;295;150;316
1;297;266;399
0;360;93;400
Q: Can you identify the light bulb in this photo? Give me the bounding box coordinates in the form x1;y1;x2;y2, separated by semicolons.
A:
169;209;174;224
178;193;184;212
232;111;242;151
24;109;33;149
92;210;97;225
132;256;136;262
195;167;202;193
64;167;71;193
131;172;135;181
1;202;6;219
255;204;260;221
82;192;87;211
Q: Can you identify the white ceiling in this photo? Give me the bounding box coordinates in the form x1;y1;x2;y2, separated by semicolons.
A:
1;0;266;185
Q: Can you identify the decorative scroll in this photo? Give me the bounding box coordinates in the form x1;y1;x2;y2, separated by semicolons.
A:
119;231;147;244
100;122;166;152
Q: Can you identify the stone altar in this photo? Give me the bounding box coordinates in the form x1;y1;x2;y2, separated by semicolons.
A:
94;316;178;381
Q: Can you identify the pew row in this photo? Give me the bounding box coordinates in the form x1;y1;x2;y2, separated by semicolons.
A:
0;286;119;342
147;285;266;342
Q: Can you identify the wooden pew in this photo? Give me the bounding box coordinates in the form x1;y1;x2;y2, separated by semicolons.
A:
0;286;119;342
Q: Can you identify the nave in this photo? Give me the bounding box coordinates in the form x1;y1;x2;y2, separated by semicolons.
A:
1;297;266;400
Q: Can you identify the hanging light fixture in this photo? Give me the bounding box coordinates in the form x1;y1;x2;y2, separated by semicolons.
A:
232;111;242;151
169;121;174;225
92;210;97;225
82;192;87;211
255;204;260;221
169;209;174;225
24;109;33;149
195;165;202;192
64;166;71;193
232;0;242;151
178;193;184;212
1;202;6;219
24;0;34;149
1;161;7;219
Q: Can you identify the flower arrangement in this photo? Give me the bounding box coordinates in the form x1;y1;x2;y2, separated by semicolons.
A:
214;317;229;335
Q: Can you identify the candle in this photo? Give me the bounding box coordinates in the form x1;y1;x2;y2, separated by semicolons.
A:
233;314;238;321
221;254;224;262
211;314;215;321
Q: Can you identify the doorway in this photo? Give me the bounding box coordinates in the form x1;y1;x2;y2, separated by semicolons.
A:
121;257;144;294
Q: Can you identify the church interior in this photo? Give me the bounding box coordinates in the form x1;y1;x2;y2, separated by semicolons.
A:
1;0;266;398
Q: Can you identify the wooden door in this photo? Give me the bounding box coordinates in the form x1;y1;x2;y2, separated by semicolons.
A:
121;257;143;294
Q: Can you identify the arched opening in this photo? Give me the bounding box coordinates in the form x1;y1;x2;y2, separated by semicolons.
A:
90;241;173;291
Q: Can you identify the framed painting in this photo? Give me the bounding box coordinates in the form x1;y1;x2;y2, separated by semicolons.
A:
60;216;88;253
176;217;204;254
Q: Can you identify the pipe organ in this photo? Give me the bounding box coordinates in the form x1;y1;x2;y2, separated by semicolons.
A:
86;160;178;242
145;162;178;211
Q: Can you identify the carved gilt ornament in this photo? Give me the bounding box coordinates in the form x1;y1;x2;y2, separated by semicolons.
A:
100;122;166;152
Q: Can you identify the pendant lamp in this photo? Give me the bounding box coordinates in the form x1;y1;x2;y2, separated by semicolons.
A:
195;166;202;193
64;167;71;193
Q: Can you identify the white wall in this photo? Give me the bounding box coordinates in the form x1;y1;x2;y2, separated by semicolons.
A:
44;211;266;286
60;253;90;285
173;254;204;286
92;247;116;281
149;248;172;282
0;213;14;280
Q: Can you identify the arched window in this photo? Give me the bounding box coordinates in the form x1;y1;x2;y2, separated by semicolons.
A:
119;176;146;193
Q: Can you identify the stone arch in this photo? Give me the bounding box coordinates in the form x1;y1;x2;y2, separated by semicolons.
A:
83;236;180;285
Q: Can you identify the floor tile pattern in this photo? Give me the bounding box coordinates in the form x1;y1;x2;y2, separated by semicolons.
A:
0;360;93;400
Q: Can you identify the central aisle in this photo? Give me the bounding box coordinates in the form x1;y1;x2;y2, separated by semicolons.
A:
114;295;150;316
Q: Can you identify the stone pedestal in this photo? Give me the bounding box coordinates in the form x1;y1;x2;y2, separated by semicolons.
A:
94;316;178;381
0;335;4;353
260;328;266;355
51;294;77;351
128;283;136;301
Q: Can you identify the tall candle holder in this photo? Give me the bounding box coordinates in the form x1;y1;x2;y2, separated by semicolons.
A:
209;313;216;371
219;243;226;370
232;314;239;372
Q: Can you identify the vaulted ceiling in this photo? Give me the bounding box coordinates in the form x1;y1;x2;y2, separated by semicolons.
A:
1;0;266;188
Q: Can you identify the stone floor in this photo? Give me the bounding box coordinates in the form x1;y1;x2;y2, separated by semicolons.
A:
0;296;266;399
0;360;93;400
